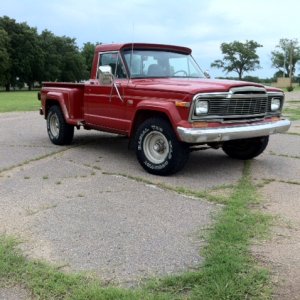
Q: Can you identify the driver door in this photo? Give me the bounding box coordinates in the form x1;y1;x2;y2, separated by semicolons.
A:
84;52;130;134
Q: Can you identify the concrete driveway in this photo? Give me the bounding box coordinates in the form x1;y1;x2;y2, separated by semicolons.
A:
0;111;299;296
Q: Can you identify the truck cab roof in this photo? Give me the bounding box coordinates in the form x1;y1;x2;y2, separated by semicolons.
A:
95;43;192;54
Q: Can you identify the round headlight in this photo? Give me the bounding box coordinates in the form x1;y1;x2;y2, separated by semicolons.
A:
271;98;281;111
195;100;208;115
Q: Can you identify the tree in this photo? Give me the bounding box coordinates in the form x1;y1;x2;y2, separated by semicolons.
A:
211;40;262;79
0;16;18;90
39;30;62;82
39;32;86;82
56;36;86;82
81;42;98;79
0;28;10;86
15;25;44;90
271;38;300;78
0;16;44;90
0;16;88;89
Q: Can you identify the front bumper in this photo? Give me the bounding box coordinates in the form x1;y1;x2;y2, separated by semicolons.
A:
177;119;291;143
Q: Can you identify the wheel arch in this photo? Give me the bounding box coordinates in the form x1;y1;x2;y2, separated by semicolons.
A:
131;110;170;134
44;92;70;122
129;101;182;139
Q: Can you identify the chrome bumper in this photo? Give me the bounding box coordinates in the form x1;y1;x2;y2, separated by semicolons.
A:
177;119;291;143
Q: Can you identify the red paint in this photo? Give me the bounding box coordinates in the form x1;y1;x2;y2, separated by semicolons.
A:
40;43;284;139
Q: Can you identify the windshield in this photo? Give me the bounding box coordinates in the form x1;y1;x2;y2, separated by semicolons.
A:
123;50;205;79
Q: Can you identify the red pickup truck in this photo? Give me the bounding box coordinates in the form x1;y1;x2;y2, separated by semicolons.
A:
39;43;291;175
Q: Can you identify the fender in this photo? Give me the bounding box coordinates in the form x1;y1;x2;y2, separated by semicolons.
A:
44;91;71;123
129;99;186;138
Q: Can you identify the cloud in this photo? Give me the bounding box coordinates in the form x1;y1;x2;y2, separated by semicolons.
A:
1;0;299;77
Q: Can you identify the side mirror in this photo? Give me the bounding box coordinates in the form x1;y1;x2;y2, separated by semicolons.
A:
98;65;114;85
204;70;211;79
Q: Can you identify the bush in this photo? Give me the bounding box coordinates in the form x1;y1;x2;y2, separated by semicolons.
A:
287;86;294;92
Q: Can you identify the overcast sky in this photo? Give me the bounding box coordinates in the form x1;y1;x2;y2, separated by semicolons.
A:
1;0;299;78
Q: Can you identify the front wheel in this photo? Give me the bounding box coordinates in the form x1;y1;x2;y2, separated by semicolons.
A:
222;136;269;160
135;118;189;175
47;105;74;145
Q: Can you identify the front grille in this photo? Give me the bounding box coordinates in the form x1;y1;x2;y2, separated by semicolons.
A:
208;97;268;116
191;86;273;121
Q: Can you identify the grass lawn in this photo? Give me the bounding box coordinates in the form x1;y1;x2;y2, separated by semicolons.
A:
284;107;300;121
283;85;300;92
0;91;40;113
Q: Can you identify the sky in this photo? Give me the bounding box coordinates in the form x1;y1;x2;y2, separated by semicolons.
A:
1;0;299;78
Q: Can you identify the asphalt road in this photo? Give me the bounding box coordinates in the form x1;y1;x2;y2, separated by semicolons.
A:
0;112;220;286
0;111;299;297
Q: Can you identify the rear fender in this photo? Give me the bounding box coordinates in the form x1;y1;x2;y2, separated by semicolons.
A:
44;92;70;122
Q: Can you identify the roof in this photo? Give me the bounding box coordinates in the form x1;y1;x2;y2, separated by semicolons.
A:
95;43;192;54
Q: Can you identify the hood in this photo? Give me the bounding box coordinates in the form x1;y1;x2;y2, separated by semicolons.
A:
130;78;279;94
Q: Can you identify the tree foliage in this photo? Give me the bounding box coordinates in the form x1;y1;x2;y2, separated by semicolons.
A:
211;40;262;79
271;38;300;78
81;42;98;78
0;16;44;90
0;16;94;91
0;28;10;86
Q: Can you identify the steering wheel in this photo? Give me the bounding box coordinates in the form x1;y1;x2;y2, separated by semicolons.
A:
173;70;188;76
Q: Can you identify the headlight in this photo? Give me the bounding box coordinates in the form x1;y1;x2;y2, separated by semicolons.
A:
271;98;281;111
195;100;208;115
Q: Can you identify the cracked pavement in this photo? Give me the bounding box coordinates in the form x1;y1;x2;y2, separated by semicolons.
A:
0;112;220;286
0;108;299;298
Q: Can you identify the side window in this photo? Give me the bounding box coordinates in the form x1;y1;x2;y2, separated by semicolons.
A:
99;52;127;79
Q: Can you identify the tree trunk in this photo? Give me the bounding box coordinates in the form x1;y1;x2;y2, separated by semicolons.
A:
238;71;243;80
5;83;10;91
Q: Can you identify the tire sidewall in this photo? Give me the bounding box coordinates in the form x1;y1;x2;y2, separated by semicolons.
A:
136;122;174;173
46;105;75;145
222;136;269;160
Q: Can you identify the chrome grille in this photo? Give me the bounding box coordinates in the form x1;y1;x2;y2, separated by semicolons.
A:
208;97;268;116
191;86;272;121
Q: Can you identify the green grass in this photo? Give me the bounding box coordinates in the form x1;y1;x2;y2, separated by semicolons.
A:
0;161;272;299
284;107;300;120
0;91;40;112
0;236;165;300
146;161;271;299
282;85;300;92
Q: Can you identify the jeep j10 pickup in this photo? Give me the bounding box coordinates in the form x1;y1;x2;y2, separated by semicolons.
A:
39;43;291;175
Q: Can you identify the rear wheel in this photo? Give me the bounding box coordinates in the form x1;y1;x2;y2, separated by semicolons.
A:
47;105;74;145
135;118;189;175
222;136;269;160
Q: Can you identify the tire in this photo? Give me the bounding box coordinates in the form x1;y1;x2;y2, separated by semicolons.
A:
222;136;269;160
47;105;74;145
134;118;189;175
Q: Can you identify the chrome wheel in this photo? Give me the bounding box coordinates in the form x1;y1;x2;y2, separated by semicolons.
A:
143;131;169;164
49;113;60;138
47;106;74;145
135;118;189;175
